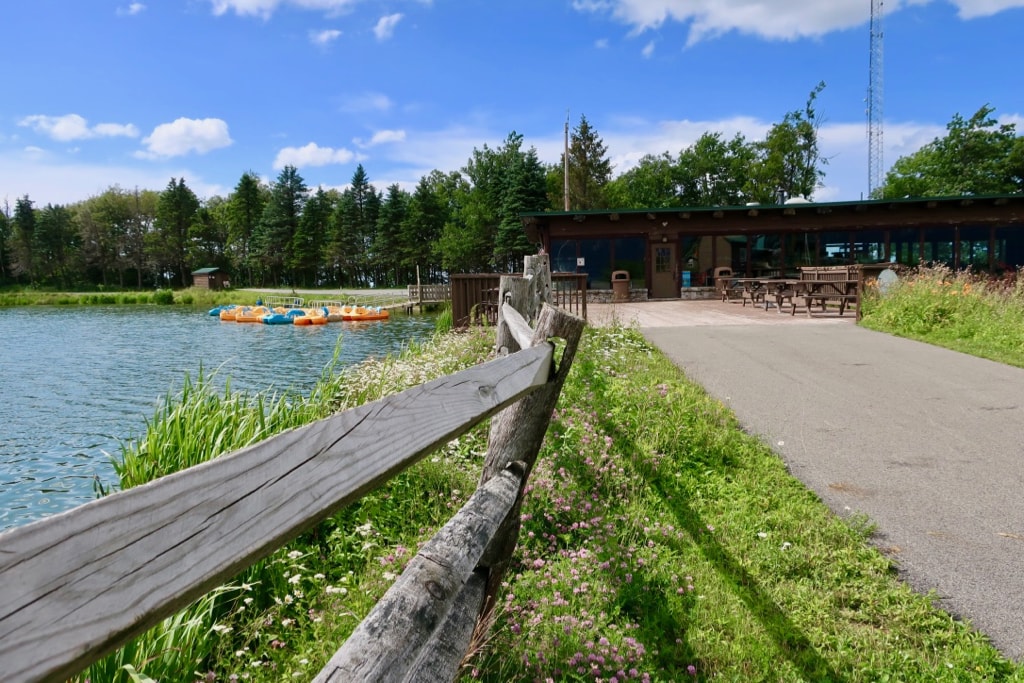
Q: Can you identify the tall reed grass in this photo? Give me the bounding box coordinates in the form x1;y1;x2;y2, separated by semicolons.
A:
80;328;494;682
860;264;1024;367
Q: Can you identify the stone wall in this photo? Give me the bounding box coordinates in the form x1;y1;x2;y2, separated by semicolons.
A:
678;287;719;300
586;287;719;303
588;288;649;304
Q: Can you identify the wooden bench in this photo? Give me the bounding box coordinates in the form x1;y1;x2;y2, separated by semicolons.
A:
793;265;862;317
714;269;743;302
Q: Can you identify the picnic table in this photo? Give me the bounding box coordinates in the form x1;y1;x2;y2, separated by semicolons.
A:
789;278;860;317
723;275;860;317
723;278;767;307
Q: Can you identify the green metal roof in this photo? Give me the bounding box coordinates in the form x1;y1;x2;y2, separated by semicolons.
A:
191;267;221;274
519;192;1024;219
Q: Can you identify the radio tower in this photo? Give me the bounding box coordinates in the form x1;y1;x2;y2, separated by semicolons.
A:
867;0;884;196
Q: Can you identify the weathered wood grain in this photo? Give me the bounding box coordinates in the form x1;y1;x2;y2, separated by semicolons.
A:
312;463;523;683
477;304;586;623
501;301;535;351
0;348;551;683
403;569;487;683
495;276;533;355
522;253;551;319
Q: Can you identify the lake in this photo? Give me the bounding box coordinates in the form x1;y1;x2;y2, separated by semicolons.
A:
0;305;439;530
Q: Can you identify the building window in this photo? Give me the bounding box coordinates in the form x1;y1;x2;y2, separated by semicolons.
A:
655;246;671;273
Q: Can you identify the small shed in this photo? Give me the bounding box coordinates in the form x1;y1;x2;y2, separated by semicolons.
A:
191;267;228;290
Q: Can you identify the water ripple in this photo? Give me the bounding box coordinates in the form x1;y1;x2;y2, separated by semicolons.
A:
0;305;437;529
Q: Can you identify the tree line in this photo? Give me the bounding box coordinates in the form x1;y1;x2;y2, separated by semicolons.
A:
1;90;1019;291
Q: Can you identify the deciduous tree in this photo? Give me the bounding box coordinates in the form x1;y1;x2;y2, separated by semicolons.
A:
879;104;1021;198
605;152;678;209
747;81;827;203
677;132;755;206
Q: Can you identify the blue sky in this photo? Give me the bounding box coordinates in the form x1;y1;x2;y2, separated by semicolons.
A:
2;0;1023;209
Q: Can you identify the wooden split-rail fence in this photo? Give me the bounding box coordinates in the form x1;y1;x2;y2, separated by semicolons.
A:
0;254;585;683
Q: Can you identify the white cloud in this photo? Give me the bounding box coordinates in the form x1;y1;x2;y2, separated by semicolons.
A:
573;0;867;43
138;117;233;158
338;92;393;113
999;113;1024;129
641;40;655;57
355;129;406;147
23;146;48;161
19;114;140;142
569;0;1024;45
952;0;1024;18
209;0;358;19
116;2;146;16
0;149;224;207
595;37;610;48
374;13;403;40
310;28;342;45
273;142;357;169
360;124;494;186
94;122;141;138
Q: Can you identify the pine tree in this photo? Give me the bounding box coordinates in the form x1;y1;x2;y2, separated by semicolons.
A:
226;172;267;286
34;204;79;288
562;114;613;210
496;145;547;270
291;187;333;287
153;178;200;287
11;196;36;283
374;184;410;287
254;166;307;286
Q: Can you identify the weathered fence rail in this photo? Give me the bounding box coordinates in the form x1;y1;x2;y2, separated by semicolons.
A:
0;255;584;683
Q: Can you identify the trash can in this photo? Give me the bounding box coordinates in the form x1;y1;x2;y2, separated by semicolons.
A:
611;270;631;302
682;271;691;288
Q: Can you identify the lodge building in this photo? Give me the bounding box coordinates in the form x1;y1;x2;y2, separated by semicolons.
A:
521;194;1024;300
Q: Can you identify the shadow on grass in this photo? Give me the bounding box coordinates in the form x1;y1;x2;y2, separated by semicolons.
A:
589;388;847;681
652;479;848;682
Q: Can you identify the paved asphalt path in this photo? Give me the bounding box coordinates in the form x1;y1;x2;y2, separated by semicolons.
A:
641;321;1024;659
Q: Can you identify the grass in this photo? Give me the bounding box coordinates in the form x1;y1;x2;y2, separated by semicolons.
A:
76;275;1024;682
0;286;262;309
859;264;1024;368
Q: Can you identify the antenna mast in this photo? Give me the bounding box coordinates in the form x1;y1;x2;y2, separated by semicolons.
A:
867;0;884;196
563;110;570;211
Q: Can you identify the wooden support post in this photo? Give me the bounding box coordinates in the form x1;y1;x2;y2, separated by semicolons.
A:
476;302;585;634
312;463;525;683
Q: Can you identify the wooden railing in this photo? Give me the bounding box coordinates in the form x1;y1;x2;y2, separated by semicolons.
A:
0;255;585;683
262;294;305;308
551;273;588;320
450;272;587;328
407;283;451;303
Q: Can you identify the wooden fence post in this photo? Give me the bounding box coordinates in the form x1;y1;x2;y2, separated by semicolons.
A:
475;255;586;641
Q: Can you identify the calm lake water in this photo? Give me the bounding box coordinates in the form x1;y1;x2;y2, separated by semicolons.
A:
0;305;438;530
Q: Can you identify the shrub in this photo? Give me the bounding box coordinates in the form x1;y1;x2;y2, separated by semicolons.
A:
153;289;175;305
